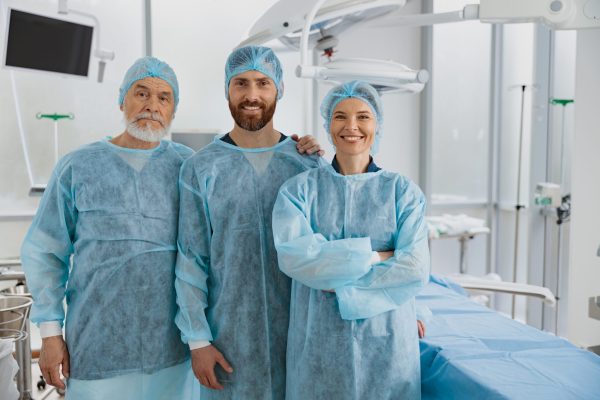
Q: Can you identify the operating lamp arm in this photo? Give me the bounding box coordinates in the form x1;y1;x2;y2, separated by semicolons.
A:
300;0;328;67
295;0;428;93
479;0;600;29
375;0;600;29
58;0;115;82
375;4;479;27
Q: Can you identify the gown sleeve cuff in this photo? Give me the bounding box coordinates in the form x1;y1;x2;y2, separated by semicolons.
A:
189;340;211;350
39;321;63;338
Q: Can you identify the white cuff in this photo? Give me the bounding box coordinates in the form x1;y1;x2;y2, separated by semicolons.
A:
189;340;211;350
39;322;63;338
370;251;381;265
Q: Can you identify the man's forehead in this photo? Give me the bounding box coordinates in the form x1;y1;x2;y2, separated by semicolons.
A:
231;70;272;82
131;77;173;93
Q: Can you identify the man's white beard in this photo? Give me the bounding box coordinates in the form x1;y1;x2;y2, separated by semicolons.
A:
125;112;171;142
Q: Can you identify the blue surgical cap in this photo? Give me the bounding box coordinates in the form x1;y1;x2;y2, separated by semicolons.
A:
119;56;179;110
320;80;383;154
225;46;284;100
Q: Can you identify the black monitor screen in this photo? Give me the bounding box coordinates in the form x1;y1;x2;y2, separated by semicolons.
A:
5;9;93;76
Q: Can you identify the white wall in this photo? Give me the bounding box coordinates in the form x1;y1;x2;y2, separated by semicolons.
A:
567;29;600;349
430;0;491;203
426;0;492;277
0;0;146;258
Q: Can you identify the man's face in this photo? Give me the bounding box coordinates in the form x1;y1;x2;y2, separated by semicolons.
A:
121;77;175;142
228;70;277;132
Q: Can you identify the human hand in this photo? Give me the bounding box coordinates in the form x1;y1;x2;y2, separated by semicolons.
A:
291;134;325;156
417;320;426;338
191;345;233;390
377;251;394;262
39;336;69;389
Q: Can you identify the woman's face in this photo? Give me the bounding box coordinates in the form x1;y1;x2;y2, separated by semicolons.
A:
329;98;377;157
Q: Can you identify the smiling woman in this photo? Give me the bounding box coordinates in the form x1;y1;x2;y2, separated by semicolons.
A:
272;80;430;399
330;97;377;172
321;80;383;174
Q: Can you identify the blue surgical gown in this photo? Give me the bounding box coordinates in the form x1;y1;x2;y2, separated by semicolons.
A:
66;359;200;400
175;136;324;399
272;164;430;400
21;139;192;389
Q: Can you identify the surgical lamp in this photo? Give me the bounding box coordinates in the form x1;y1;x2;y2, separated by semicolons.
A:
239;0;428;94
239;0;405;50
241;0;600;93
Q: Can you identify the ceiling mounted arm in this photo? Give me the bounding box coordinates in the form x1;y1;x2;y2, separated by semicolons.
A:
374;0;600;30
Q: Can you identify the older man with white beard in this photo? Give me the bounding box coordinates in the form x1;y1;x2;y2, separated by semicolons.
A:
21;57;198;400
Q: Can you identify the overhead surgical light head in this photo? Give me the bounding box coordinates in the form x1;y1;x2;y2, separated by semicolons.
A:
240;0;600;95
239;0;406;51
225;45;284;100
238;0;428;94
118;56;180;110
298;57;429;94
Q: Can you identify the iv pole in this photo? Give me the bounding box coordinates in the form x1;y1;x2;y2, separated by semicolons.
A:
35;113;74;165
29;113;74;195
549;98;574;334
511;85;528;319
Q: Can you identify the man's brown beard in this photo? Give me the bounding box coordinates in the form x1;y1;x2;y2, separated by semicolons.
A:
229;100;277;131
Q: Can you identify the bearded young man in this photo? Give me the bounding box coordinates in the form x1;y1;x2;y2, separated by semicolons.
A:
174;45;326;399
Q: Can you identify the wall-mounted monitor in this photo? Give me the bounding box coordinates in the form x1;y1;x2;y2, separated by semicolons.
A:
4;9;93;77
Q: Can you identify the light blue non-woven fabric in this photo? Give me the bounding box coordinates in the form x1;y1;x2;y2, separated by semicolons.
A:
175;136;325;399
272;165;430;399
21;139;192;380
65;360;200;400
